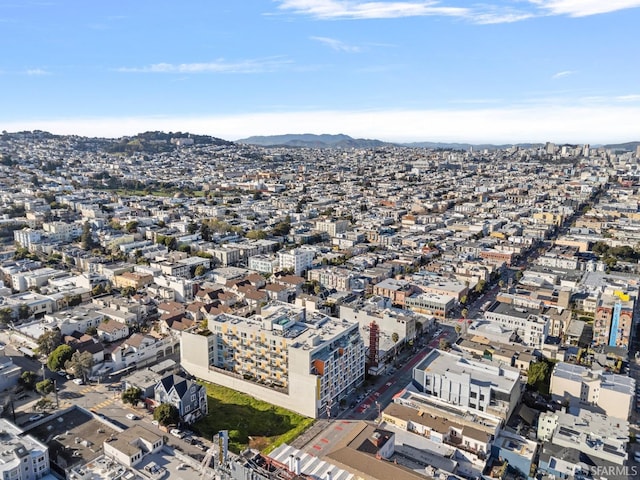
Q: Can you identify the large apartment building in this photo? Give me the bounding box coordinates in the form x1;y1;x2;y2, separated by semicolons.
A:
307;266;359;292
314;219;349;237
549;362;635;420
180;305;365;418
278;248;315;276
412;349;521;421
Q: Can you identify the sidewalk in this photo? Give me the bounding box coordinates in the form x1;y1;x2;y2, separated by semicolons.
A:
289;419;330;449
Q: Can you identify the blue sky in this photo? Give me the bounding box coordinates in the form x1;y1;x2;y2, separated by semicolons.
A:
1;0;639;143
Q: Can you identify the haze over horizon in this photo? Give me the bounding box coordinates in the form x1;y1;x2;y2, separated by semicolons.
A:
2;1;640;144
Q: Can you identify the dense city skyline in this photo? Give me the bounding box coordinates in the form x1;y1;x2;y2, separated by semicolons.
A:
1;1;640;143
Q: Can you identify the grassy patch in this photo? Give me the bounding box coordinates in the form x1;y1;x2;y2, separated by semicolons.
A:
193;382;315;454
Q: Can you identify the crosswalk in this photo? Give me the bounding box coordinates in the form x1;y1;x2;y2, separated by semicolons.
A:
58;384;120;410
60;395;117;410
91;397;118;410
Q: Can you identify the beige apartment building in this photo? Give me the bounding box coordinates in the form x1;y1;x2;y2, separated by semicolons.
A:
180;306;365;418
549;362;635;420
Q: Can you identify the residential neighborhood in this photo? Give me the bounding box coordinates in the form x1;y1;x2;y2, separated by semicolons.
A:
1;131;640;479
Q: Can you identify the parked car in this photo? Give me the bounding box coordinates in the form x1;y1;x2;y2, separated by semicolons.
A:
73;378;84;385
29;413;44;422
170;428;185;439
126;413;139;420
57;370;67;377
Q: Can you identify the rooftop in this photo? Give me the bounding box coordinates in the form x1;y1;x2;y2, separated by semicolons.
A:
415;349;520;393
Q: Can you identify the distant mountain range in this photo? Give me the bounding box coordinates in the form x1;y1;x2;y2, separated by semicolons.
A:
237;133;390;149
603;141;640;152
238;133;540;150
239;133;640;152
4;130;639;152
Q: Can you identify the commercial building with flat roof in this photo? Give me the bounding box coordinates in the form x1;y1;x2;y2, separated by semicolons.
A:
484;301;549;348
412;349;521;421
404;292;455;319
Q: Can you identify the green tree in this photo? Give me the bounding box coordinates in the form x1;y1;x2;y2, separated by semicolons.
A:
474;280;486;294
515;270;523;281
91;284;106;296
455;324;462;334
109;219;122;230
164;236;177;251
592;241;609;256
246;229;267;240
19;371;37;390
461;308;469;319
36;329;62;356
36;379;54;396
65;350;94;380
460;295;467;305
194;265;206;277
272;217;292;237
34;397;54;411
125;221;139;233
121;286;136;297
67;294;82;307
18;304;31;320
200;223;211;242
47;344;74;371
0;307;13;325
391;332;399;344
438;338;451;350
527;361;549;387
153;403;179;426
85;326;98;336
122;387;142;405
80;221;95;250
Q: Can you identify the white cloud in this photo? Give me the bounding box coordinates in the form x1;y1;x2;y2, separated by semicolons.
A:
25;68;50;76
311;36;361;52
552;70;576;79
4;105;640;144
277;0;469;20
615;94;640;102
117;57;291;74
529;0;640;17
276;0;640;23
